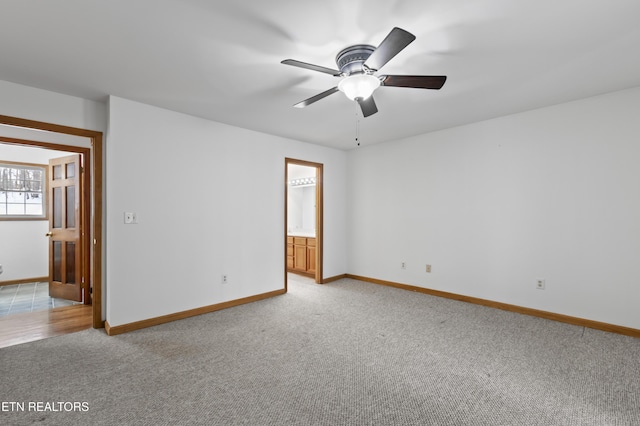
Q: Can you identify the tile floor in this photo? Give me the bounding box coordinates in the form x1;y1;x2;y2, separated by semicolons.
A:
0;282;78;317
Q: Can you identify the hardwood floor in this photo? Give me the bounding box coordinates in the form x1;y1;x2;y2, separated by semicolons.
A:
0;304;93;349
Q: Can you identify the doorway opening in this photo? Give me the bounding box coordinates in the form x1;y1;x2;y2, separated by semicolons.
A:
285;158;323;290
0;115;103;333
0;147;86;315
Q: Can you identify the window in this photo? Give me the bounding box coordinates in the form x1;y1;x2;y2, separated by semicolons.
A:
0;162;47;219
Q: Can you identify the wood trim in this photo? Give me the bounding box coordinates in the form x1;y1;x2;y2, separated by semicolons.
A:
347;274;640;339
91;132;103;328
0;276;49;287
321;274;347;284
105;288;287;336
0;115;103;329
316;163;323;285
284;162;289;292
0;116;101;138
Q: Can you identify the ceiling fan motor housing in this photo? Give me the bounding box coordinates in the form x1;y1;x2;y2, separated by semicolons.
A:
336;44;376;75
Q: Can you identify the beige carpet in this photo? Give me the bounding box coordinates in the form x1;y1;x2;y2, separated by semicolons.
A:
1;275;639;425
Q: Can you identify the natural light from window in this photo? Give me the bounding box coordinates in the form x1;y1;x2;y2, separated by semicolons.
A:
0;162;46;218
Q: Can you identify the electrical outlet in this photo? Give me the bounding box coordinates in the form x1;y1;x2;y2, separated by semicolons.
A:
124;212;137;224
536;279;545;290
221;274;228;284
401;262;406;269
426;264;432;273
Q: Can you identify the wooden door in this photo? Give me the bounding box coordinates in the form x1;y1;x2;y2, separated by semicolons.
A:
48;154;82;302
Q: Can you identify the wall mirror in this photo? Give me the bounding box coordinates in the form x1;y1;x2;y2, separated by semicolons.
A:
287;164;316;237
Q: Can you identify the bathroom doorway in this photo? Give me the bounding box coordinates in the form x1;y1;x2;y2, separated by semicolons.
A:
285;158;323;290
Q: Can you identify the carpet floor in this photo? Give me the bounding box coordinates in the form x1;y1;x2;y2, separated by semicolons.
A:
1;275;639;425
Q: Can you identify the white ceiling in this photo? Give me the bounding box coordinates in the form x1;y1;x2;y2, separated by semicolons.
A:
2;0;640;150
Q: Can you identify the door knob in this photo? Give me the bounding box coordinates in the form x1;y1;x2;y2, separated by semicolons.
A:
46;232;53;237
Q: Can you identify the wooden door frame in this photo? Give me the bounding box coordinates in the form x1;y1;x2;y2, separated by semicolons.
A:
285;158;323;290
0;115;103;328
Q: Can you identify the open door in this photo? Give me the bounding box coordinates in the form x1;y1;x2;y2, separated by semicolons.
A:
47;154;83;302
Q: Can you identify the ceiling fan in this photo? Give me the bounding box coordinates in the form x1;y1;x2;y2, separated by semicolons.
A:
281;27;447;118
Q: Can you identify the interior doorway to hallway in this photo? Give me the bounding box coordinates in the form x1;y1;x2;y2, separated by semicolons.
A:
0;141;95;347
0;145;86;305
0;115;103;333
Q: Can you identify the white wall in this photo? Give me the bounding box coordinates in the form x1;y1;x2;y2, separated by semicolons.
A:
107;96;347;326
0;80;106;132
0;145;74;282
0;221;48;281
6;77;637;332
347;86;640;329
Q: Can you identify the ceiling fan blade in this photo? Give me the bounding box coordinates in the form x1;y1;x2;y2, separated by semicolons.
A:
381;75;447;89
364;27;416;72
293;87;340;108
281;59;341;76
357;96;378;117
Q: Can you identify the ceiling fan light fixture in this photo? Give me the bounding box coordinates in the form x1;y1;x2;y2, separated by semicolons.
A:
338;74;380;101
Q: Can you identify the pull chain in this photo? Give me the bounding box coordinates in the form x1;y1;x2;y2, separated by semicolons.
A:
355;103;361;146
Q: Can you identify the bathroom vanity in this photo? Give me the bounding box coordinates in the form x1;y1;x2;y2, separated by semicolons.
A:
287;235;316;276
